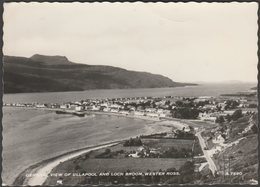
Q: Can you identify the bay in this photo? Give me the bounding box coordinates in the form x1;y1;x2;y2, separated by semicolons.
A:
2;107;164;185
3;83;256;104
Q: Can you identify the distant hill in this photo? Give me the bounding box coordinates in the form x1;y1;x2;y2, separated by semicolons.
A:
30;54;73;65
3;55;196;93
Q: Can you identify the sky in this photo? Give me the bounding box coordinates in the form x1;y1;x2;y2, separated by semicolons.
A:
3;2;258;83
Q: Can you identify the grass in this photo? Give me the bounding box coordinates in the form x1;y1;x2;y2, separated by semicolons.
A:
142;138;193;151
79;158;188;172
44;158;189;185
142;138;203;156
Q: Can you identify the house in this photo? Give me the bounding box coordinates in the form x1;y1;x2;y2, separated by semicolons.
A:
36;104;45;108
134;111;145;116
159;113;166;118
218;103;227;110
203;104;217;110
128;151;140;158
212;134;225;144
183;126;191;132
111;109;119;113
223;110;235;115
91;105;100;111
119;110;130;115
146;112;159;118
199;112;217;122
60;104;68;109
75;106;83;111
110;104;122;109
103;107;111;112
145;108;157;113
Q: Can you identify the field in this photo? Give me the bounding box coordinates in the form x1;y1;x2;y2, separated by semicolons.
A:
43;139;196;185
142;138;191;150
142;138;203;156
44;157;188;185
77;158;187;172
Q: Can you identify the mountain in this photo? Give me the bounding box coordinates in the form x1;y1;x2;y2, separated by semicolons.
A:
30;54;73;65
3;55;196;93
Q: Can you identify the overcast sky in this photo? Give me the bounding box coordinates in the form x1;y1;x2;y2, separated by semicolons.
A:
3;2;258;83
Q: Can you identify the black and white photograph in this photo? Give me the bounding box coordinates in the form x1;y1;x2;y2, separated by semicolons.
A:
1;1;259;186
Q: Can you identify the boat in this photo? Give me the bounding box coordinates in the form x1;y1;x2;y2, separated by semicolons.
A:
55;110;68;114
73;112;85;117
55;110;84;117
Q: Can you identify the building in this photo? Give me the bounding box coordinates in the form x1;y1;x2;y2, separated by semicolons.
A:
198;112;217;122
134;111;145;116
146;112;159;118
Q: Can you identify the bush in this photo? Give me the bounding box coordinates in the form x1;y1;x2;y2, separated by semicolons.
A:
172;107;200;119
123;137;142;146
232;110;243;121
216;116;225;124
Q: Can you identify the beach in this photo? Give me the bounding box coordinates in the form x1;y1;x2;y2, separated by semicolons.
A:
2;107;173;185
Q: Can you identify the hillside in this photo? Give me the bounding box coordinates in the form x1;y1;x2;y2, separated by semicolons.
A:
201;113;258;184
3;55;196;93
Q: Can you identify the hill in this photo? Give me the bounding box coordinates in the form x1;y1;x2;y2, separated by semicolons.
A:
201;113;258;184
3;55;196;93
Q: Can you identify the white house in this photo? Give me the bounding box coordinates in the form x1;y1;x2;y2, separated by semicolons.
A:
75;106;83;111
199;112;217;122
103;107;111;112
111;109;119;113
146;112;159;118
212;134;225;144
36;104;45;108
60;104;67;109
120;110;129;115
145;108;157;113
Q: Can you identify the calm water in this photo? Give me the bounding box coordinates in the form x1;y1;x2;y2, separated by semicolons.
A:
3;83;256;104
3;107;165;185
2;83;256;185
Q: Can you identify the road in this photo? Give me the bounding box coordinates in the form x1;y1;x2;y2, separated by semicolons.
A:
196;130;217;176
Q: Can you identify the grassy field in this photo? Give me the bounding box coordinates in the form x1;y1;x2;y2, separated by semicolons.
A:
77;158;187;172
142;138;193;151
142;138;203;156
44;157;189;185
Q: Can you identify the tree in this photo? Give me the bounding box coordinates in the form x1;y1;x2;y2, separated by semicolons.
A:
225;114;232;122
251;124;258;133
232;109;243;121
105;148;111;154
216;116;225;124
172;107;200;119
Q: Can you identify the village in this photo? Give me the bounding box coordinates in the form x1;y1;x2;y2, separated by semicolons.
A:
4;90;257;123
4;91;258;185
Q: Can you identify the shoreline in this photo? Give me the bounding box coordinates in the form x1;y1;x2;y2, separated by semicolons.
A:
4;85;197;95
11;117;172;186
13;125;172;186
13;141;123;186
3;106;161;122
8;107;191;186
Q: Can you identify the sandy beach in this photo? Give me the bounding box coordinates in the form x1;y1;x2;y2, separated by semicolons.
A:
16;142;120;186
15;123;174;186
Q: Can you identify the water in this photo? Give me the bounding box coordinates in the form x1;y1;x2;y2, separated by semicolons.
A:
3;83;256;104
2;107;164;185
2;83;257;185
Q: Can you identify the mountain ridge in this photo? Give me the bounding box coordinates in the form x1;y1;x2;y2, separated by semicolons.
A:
3;54;197;93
